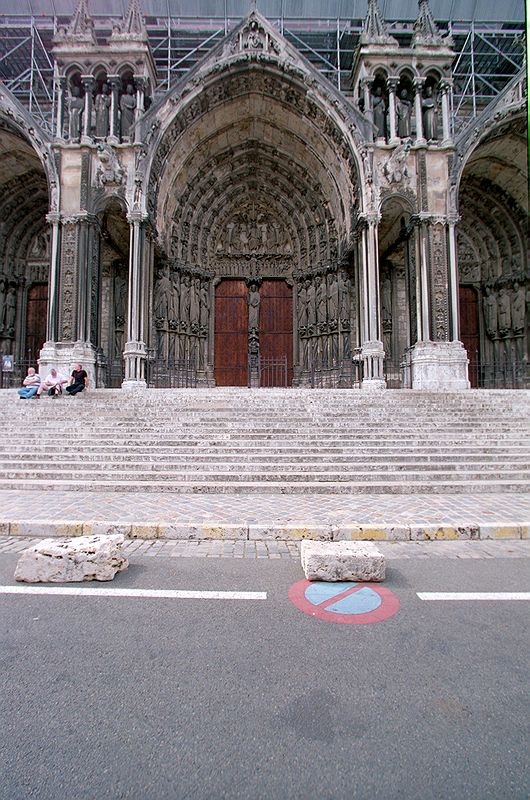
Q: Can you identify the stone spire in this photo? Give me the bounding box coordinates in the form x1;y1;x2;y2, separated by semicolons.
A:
412;0;444;46
56;0;96;44
360;0;398;46
110;0;148;42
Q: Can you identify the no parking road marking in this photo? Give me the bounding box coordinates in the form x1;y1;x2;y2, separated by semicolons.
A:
288;579;400;624
418;592;530;601
0;586;267;601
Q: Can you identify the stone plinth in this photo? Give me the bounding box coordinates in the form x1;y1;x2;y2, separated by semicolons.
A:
14;534;128;583
410;341;470;390
301;540;385;582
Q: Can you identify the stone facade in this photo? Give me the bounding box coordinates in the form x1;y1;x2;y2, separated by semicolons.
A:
0;0;527;390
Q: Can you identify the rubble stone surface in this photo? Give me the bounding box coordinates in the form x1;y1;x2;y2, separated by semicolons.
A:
301;540;385;582
14;534;128;583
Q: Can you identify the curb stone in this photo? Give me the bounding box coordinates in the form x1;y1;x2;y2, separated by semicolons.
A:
0;519;527;541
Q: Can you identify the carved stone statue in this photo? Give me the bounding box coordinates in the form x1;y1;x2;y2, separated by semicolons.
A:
381;277;392;323
339;272;351;321
511;282;526;335
120;84;136;140
248;283;260;331
497;287;511;337
483;287;498;338
68;86;84;141
396;89;412;139
422;86;437;141
199;281;209;329
2;285;16;336
297;281;308;329
179;274;191;324
316;275;327;325
154;271;176;321
306;279;316;328
95;84;111;138
0;277;6;330
372;86;386;139
327;273;339;320
190;277;200;326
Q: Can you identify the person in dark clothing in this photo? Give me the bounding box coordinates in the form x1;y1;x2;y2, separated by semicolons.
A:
66;363;88;395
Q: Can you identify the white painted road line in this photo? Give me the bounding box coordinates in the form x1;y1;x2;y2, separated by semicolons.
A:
0;586;267;600
417;592;530;601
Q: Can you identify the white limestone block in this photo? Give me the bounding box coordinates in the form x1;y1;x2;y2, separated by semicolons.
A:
301;540;385;582
14;534;128;583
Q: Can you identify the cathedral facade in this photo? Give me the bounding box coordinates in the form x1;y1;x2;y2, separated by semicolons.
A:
0;0;527;390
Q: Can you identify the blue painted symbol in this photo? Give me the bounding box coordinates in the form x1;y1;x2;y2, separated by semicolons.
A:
305;581;382;615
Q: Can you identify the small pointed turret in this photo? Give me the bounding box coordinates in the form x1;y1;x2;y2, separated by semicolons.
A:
56;0;96;44
412;0;444;46
360;0;398;46
110;0;148;42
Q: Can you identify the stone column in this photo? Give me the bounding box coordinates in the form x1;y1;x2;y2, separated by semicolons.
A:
108;75;120;144
413;78;426;146
81;76;94;143
358;215;385;390
440;80;453;145
387;78;399;145
123;213;150;389
55;75;66;139
45;212;61;343
447;216;460;341
133;75;146;144
408;215;469;389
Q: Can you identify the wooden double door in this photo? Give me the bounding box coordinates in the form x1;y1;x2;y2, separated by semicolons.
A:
25;283;48;360
459;286;480;388
214;279;293;386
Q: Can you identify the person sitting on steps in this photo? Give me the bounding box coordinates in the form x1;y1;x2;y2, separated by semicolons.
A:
39;367;68;398
17;367;41;399
66;363;88;396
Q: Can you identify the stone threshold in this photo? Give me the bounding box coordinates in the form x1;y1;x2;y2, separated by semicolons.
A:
1;519;527;541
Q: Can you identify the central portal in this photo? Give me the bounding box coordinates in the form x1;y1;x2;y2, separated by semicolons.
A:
214;279;293;387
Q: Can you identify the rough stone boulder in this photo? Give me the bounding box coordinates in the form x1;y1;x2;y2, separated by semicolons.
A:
14;534;128;583
301;540;385;582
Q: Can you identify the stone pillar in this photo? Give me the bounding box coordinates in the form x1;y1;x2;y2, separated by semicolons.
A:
45;212;61;343
387;78;399;145
108;75;120;144
358;215;385;390
440;80;452;145
413;78;426;146
39;216;97;385
408;216;469;389
81;76;94;143
133;75;146;144
123;213;150;389
55;75;66;139
447;217;460;341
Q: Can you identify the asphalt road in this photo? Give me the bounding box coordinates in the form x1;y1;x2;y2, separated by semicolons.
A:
0;554;528;800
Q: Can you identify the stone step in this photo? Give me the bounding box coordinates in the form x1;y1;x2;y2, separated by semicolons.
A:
1;466;528;482
0;478;525;494
0;459;526;473
1;452;527;464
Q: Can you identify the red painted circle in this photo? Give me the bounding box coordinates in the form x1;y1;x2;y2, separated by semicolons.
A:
288;579;400;625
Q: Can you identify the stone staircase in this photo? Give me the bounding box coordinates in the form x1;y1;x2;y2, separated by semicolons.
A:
0;388;529;495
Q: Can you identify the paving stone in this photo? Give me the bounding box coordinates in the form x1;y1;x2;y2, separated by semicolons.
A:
301;540;386;582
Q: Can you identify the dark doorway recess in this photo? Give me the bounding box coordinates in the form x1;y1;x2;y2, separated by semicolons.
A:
214;279;249;386
26;283;48;360
459;286;479;388
259;279;293;387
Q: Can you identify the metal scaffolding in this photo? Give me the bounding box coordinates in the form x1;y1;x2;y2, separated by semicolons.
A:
0;13;525;135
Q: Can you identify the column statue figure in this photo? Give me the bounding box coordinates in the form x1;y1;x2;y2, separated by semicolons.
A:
95;84;111;138
120;84;136;141
248;283;260;332
396;90;412;139
483;287;498;339
372;86;386;139
422;86;437;141
68;86;84;141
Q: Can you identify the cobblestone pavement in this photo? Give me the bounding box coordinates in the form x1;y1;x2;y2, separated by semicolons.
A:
1;536;529;560
0;490;528;526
